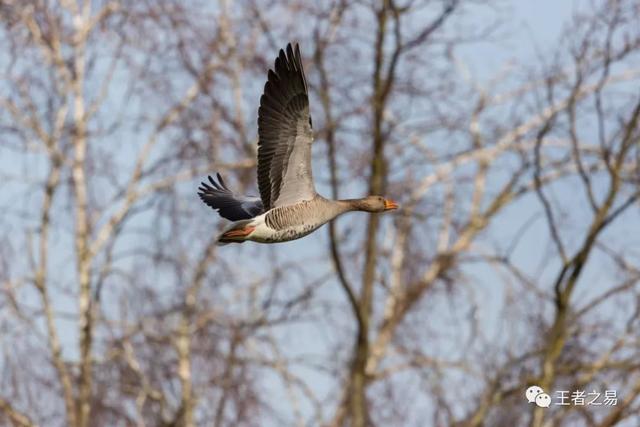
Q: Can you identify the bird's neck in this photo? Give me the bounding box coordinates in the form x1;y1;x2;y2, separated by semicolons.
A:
336;198;369;213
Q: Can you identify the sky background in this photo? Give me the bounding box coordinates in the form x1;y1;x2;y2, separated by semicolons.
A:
2;0;639;425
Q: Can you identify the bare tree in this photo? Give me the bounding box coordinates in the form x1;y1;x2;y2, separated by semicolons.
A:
1;1;639;427
0;1;283;426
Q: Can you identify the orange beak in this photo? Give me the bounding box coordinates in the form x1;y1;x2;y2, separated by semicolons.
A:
384;199;399;211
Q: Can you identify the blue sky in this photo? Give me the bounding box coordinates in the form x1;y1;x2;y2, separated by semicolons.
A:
2;0;638;425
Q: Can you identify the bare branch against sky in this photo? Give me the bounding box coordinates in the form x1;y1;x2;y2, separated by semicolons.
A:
0;0;639;426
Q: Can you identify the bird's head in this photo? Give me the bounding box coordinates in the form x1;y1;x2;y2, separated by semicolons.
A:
357;196;399;213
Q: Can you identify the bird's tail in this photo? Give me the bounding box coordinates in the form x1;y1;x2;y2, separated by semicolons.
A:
216;219;256;245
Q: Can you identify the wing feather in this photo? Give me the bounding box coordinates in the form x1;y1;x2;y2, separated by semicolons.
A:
198;173;264;221
257;43;315;210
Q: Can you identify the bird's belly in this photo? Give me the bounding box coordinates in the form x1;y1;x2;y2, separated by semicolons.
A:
251;222;323;243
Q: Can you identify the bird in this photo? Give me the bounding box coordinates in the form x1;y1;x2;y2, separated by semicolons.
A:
198;43;398;244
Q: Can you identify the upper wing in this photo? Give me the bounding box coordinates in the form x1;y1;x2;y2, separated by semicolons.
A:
198;173;264;221
257;43;315;210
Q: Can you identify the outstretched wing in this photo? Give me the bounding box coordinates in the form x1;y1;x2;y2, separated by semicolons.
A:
257;42;315;210
198;173;264;221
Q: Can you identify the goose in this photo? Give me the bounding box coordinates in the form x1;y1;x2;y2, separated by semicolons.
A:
198;43;398;244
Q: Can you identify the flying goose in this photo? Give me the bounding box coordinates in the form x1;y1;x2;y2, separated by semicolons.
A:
198;43;398;244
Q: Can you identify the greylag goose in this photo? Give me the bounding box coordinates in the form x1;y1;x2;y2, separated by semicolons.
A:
198;43;398;244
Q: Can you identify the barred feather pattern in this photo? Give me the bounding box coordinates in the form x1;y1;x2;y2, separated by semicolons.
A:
265;199;320;230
